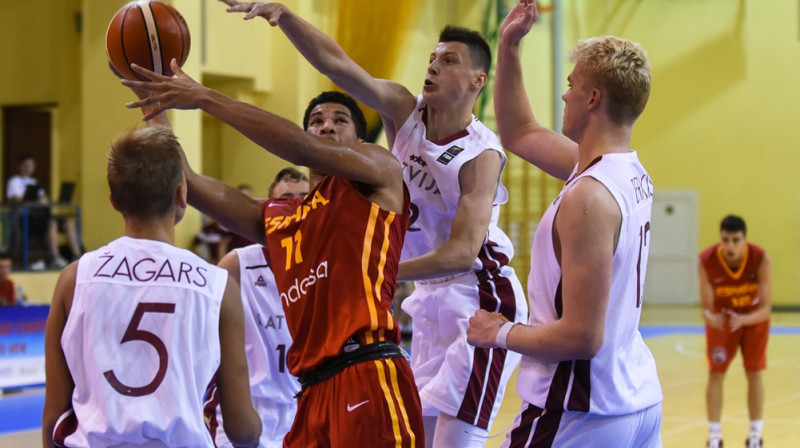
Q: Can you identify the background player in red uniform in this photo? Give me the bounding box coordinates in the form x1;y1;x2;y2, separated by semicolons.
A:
699;214;771;448
123;63;424;447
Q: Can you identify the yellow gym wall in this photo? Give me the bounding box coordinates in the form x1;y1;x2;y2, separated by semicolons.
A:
1;1;799;306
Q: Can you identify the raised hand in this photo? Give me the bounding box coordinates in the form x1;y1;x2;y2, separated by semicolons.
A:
120;59;209;122
499;0;539;46
218;0;288;26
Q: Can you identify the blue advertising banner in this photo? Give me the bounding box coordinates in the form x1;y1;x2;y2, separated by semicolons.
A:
0;305;49;389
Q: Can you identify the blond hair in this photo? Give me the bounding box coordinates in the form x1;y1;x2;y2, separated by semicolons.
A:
569;36;651;125
108;126;183;219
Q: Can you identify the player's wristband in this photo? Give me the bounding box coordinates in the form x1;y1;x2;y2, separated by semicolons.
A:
495;320;517;350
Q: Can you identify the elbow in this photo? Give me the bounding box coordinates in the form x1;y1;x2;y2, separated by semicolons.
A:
453;246;478;272
225;416;262;448
571;332;604;359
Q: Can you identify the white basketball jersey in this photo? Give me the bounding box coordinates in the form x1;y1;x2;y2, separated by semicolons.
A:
519;152;663;415
213;244;299;447
393;95;515;271
57;236;227;447
235;244;299;401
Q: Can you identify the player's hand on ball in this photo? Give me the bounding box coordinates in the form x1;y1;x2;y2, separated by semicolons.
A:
121;60;207;122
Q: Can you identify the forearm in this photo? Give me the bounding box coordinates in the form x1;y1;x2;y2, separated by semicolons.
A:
277;12;354;86
199;89;316;166
494;41;538;154
398;241;476;281
745;299;772;325
184;170;265;246
506;319;601;362
494;41;575;180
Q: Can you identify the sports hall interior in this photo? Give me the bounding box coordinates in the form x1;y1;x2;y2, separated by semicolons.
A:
1;1;798;447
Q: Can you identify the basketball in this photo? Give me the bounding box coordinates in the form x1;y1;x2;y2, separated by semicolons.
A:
106;0;191;81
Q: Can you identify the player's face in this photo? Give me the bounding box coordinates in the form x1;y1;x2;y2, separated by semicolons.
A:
423;41;480;104
306;103;360;145
271;179;309;200
561;63;593;142
720;230;747;267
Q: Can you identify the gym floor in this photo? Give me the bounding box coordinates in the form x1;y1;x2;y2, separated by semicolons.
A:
2;305;798;448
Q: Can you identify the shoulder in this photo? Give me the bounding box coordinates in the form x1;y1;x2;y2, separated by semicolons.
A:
53;261;80;315
748;243;767;264
699;244;718;261
558;177;621;225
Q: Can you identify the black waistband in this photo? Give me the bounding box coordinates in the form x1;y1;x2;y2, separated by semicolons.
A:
295;341;406;398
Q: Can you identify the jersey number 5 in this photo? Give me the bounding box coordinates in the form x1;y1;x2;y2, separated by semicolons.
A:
104;302;176;397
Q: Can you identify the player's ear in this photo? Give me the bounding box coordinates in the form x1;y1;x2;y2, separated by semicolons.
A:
175;177;188;210
472;70;488;91
587;88;601;110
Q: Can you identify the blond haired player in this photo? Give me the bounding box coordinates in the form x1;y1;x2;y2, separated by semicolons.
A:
468;2;662;446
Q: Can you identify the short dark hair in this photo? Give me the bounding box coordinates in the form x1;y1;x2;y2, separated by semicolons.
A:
107;126;183;219
273;167;308;184
269;167;308;198
302;91;367;140
720;215;746;236
438;25;492;75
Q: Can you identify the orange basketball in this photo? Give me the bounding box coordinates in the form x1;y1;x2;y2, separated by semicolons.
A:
106;0;191;81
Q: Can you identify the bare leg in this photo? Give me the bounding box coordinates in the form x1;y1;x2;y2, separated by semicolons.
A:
47;219;60;259
745;370;764;421
706;372;725;422
61;218;82;258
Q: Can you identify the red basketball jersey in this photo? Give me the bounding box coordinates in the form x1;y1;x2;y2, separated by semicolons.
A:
700;243;765;313
262;175;409;377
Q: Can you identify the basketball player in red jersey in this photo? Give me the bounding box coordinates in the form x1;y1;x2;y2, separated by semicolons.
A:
699;215;771;448
123;63;424;447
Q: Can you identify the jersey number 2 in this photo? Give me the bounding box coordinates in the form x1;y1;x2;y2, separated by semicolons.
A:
104;302;176;397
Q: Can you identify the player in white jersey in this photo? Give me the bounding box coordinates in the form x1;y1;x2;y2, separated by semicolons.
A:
468;2;662;447
394;95;528;435
217;3;527;444
209;244;301;448
42;126;261;448
209;169;307;448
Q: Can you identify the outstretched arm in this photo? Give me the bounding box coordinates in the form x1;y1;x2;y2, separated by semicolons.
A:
123;62;405;213
494;0;576;180
219;1;416;134
126;82;267;245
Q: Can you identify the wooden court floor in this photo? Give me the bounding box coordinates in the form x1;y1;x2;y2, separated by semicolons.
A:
2;306;798;447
